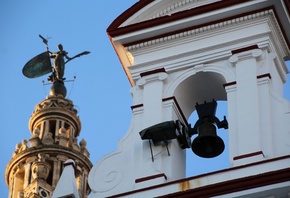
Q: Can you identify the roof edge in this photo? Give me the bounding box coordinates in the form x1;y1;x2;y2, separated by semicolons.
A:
107;0;154;32
107;0;253;37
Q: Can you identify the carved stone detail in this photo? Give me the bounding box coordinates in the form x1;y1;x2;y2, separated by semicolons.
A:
29;129;41;147
58;127;69;147
31;154;51;181
42;132;54;145
33;95;78;115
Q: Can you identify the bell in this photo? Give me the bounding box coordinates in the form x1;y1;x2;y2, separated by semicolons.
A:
191;120;225;158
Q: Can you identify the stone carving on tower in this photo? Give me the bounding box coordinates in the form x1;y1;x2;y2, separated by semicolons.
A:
5;36;92;198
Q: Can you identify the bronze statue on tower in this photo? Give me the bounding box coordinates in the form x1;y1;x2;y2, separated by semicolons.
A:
22;35;90;97
48;43;71;81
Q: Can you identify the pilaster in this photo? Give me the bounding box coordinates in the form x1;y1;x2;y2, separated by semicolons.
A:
137;71;168;128
224;82;237;166
136;71;170;183
257;74;273;159
229;49;264;166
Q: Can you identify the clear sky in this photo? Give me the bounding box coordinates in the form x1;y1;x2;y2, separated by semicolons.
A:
0;1;289;196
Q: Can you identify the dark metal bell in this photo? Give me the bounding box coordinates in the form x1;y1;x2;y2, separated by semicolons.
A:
191;120;225;158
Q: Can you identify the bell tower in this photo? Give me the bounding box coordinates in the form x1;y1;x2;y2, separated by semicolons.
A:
5;39;92;198
88;0;290;197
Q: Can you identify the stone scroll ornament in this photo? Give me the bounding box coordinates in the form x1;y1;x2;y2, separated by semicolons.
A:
22;34;90;82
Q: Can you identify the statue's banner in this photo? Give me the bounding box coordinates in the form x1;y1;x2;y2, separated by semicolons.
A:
22;51;52;78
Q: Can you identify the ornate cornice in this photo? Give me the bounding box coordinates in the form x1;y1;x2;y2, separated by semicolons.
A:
5;144;92;188
8;145;92;165
125;9;285;53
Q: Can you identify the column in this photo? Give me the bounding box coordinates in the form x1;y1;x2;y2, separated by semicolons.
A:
52;155;66;188
54;120;60;143
23;157;35;188
83;168;89;197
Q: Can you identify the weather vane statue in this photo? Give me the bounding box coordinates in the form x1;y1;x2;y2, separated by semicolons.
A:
22;34;90;97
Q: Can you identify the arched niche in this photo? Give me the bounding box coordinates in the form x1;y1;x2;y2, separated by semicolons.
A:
172;70;230;176
173;71;227;119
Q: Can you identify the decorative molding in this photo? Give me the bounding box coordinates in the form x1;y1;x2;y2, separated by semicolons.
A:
108;155;290;198
140;68;166;77
149;0;220;20
223;81;237;88
257;73;271;80
131;104;143;110
223;81;237;93
126;10;275;51
130;97;187;125
233;151;265;161
231;45;259;55
229;49;263;65
88;155;124;193
162;97;188;125
108;0;255;38
135;173;167;183
137;72;168;88
33;95;78;115
257;74;272;85
159;168;290;198
29;95;81;137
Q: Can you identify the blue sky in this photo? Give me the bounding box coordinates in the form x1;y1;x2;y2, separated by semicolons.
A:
0;1;289;196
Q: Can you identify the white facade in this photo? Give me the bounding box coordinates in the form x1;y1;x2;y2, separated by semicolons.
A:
89;0;290;197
